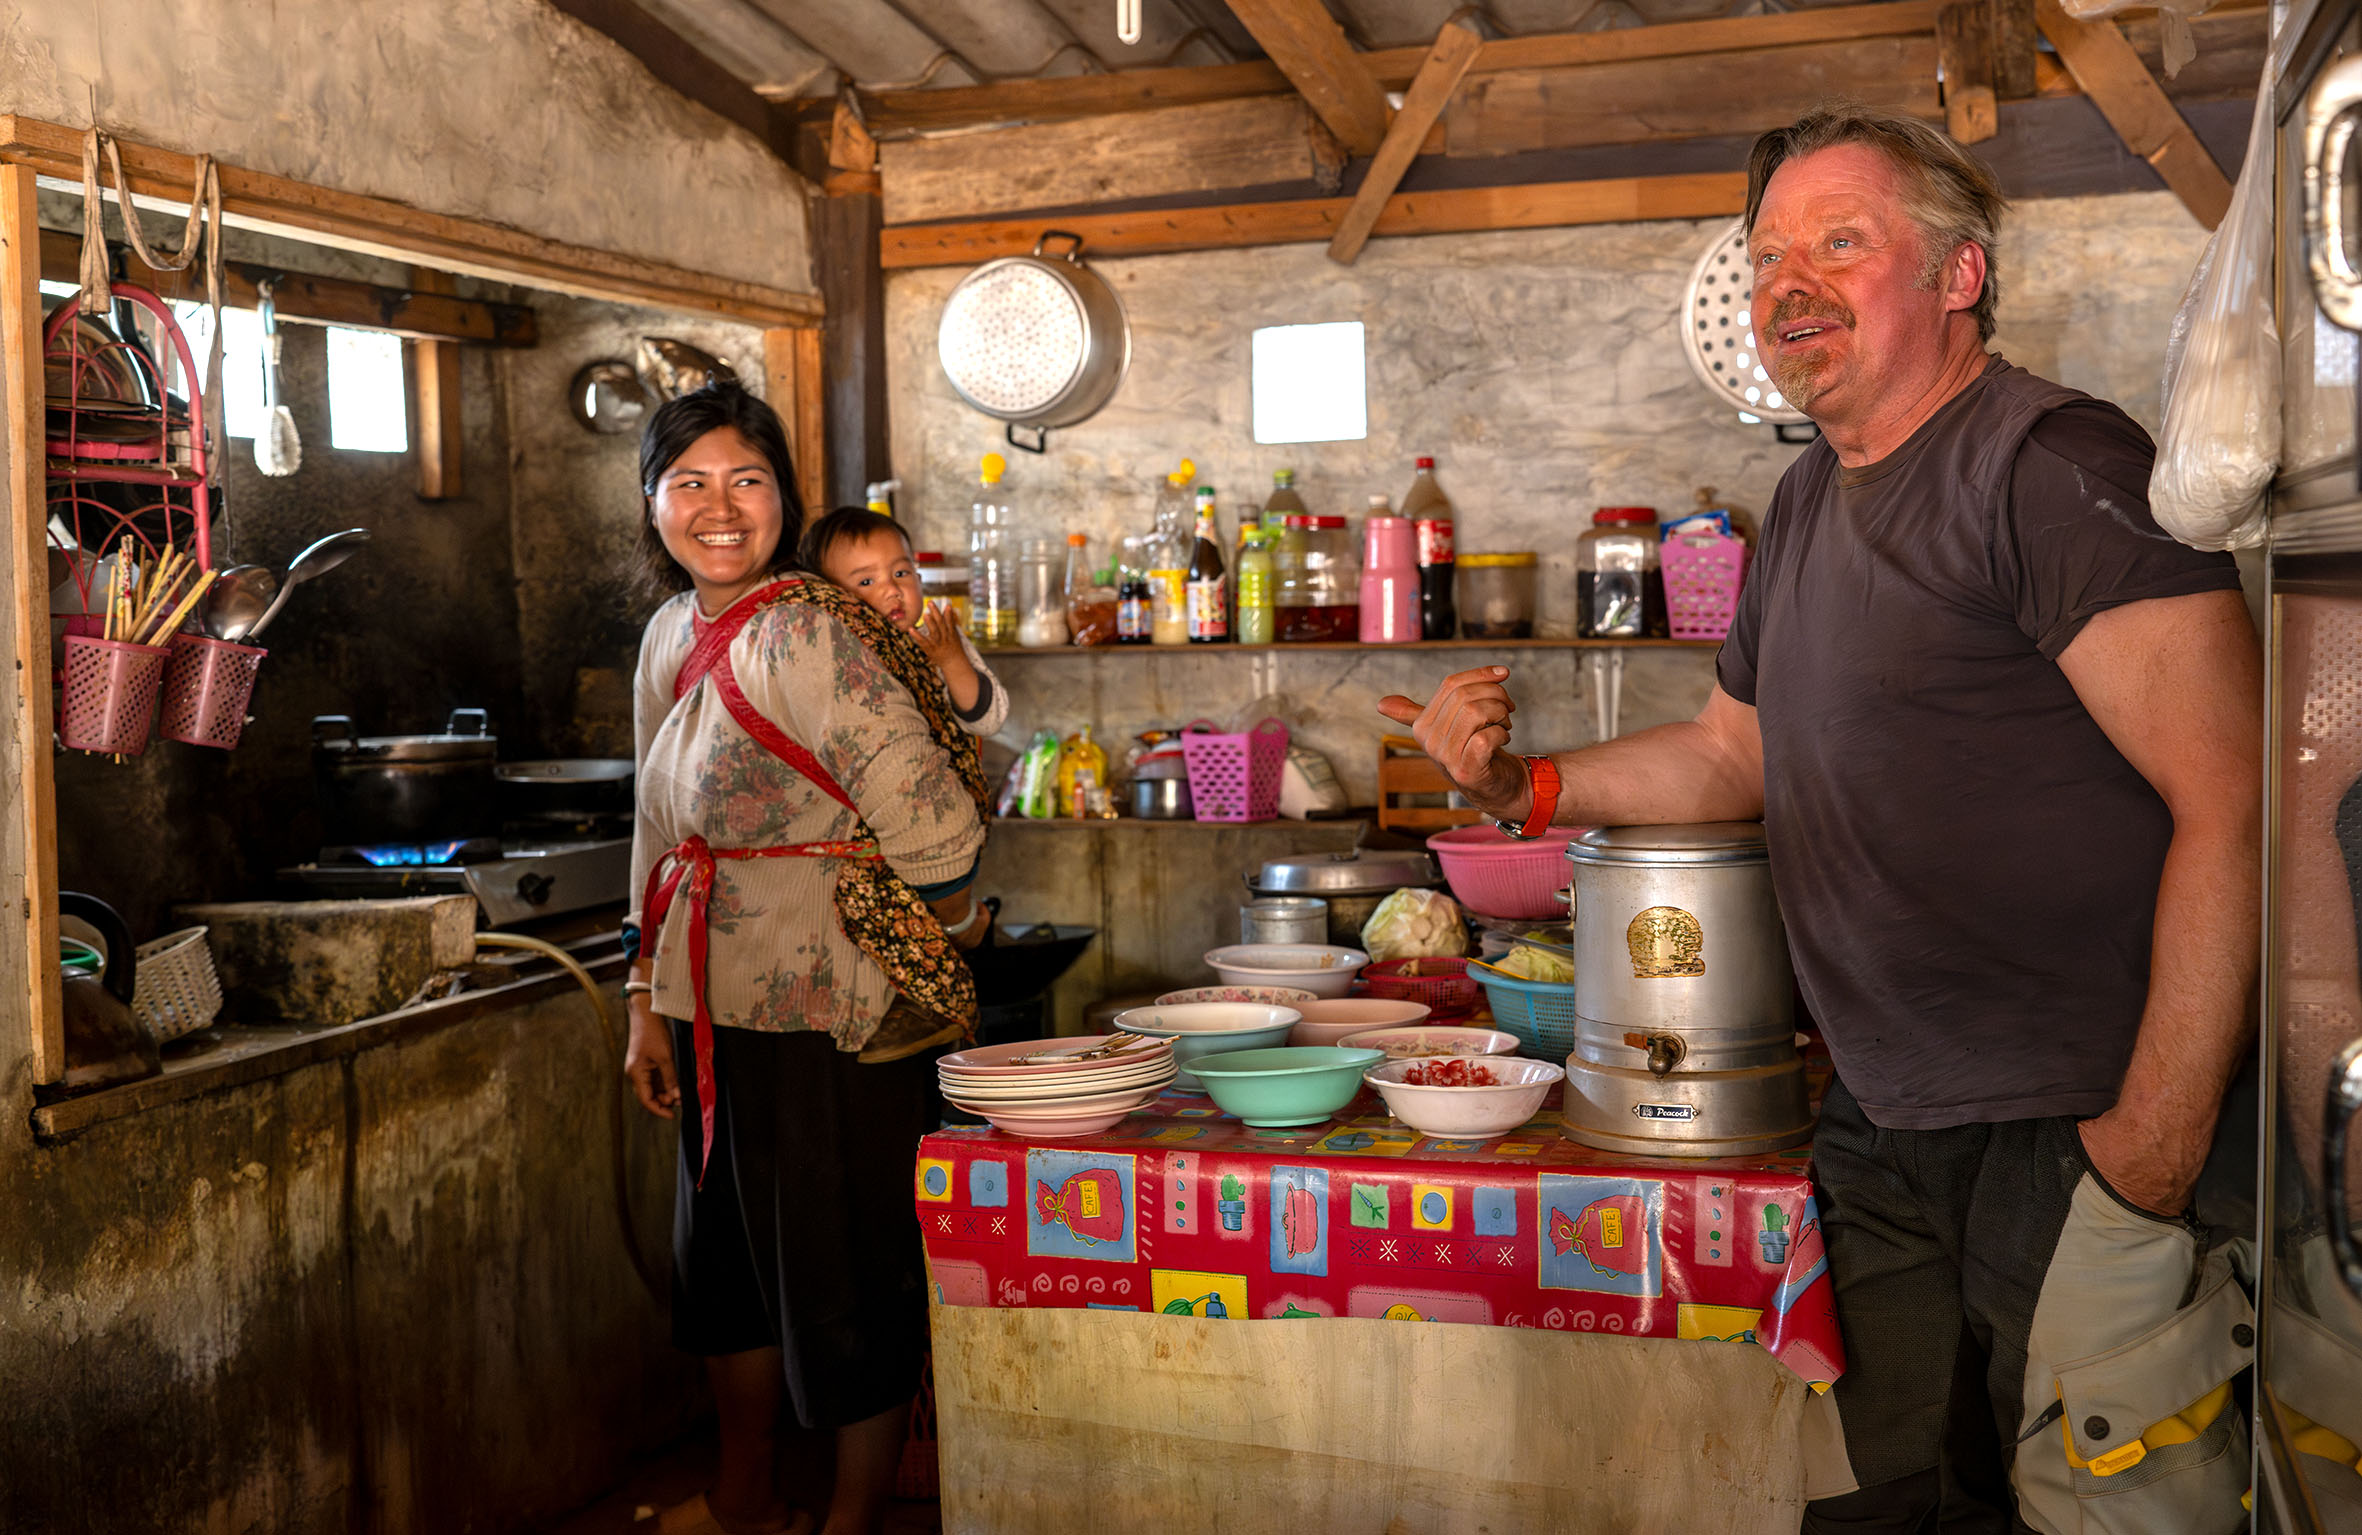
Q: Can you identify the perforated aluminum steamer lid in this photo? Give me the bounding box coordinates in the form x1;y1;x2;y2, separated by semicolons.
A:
1680;220;1810;427
939;259;1087;416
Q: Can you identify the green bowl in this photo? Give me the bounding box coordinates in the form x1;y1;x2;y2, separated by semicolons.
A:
1183;1046;1386;1128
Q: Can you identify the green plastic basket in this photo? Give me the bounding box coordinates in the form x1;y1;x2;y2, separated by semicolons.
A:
1477;971;1578;1060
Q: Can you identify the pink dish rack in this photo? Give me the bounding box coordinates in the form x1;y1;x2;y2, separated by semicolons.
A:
1661;528;1747;642
1180;717;1289;823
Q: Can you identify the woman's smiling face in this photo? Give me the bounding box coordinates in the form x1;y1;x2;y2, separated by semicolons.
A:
649;425;785;613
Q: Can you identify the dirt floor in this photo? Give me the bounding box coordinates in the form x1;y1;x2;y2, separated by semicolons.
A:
538;1422;942;1535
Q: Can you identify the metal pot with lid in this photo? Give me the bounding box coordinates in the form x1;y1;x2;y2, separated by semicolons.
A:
1246;846;1441;948
1559;822;1812;1158
313;709;499;849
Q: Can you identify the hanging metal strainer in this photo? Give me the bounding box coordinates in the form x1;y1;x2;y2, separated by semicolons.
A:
937;230;1131;452
1679;220;1810;427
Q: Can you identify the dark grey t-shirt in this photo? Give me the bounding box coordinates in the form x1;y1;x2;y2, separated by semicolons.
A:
1717;359;2241;1129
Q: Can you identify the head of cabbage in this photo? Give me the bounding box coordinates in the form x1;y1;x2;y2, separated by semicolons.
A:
1359;887;1469;962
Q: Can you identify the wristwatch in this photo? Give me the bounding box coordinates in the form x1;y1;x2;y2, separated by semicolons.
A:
1493;755;1562;840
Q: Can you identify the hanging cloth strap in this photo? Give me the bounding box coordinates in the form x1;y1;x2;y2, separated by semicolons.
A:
641;576;989;1184
78;123;226;480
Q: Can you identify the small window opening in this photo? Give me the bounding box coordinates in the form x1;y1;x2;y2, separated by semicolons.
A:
166;302;268;440
326;328;408;454
1251;321;1367;445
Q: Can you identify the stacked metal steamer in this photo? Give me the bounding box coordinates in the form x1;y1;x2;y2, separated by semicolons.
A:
1558;824;1813;1157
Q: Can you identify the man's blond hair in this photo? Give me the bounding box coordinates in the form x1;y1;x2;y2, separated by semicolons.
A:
1744;106;2009;342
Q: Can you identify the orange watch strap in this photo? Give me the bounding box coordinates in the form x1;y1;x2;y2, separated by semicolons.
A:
1520;755;1562;837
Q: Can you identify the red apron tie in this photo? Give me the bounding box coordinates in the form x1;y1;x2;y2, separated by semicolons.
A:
641;831;878;1185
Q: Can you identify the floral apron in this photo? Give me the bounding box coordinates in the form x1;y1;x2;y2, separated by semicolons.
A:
641;576;990;1182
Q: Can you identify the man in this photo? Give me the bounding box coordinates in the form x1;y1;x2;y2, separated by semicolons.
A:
1378;108;2261;1533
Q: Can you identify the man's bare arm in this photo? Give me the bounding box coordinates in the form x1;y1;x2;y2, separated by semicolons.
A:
1377;667;1766;827
2056;588;2262;1216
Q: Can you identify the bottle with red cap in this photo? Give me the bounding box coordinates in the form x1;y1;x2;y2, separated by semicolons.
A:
1576;507;1668;639
1399;454;1456;639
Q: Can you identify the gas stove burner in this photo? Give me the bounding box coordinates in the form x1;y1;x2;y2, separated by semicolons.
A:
327;837;502;868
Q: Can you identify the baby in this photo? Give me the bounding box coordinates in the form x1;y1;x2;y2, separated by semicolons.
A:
800;506;1007;737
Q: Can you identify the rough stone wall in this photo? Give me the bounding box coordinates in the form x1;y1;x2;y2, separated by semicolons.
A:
883;192;2210;800
0;0;814;294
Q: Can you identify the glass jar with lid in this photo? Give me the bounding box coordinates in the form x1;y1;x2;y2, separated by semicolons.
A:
914;551;969;632
1275;514;1361;642
1015;537;1069;648
1457;552;1538;639
1576;508;1667;639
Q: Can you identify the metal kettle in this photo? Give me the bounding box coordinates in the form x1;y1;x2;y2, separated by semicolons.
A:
57;892;159;1093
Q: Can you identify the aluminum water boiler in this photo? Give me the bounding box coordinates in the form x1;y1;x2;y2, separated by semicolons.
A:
1559;823;1813;1157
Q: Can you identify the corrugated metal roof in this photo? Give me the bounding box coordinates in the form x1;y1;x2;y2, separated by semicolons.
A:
641;0;1812;98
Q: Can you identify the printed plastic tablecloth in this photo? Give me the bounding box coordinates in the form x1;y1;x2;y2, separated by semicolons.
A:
915;1084;1843;1387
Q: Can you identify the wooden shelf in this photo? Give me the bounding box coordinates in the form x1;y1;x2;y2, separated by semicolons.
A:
976;637;1719;657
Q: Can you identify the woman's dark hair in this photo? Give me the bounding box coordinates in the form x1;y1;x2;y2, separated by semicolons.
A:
798;505;912;575
631;379;805;598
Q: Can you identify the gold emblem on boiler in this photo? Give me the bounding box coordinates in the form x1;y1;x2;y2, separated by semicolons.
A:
1626;906;1706;978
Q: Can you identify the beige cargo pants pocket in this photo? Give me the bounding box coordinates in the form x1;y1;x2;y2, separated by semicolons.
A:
2012;1172;2253;1535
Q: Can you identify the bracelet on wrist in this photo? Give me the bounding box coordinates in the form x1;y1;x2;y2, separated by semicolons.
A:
943;900;984;937
623;980;653;996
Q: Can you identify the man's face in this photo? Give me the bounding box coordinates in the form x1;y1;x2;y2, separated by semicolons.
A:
1748;143;1966;423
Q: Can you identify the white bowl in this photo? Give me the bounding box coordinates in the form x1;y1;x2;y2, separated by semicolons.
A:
1338;1025;1520;1060
1363;1056;1565;1138
1285;997;1433;1046
1202;944;1370;999
1156;985;1321;1008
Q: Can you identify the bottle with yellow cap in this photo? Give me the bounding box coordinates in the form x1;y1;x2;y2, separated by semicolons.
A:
969;453;1018;647
1148;456;1195;646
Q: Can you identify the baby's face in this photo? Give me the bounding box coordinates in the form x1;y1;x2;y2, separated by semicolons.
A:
822;531;925;629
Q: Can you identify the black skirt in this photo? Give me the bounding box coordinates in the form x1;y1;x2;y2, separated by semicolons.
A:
670;1018;941;1429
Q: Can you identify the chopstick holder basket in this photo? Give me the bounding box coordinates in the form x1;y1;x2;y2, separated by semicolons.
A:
159;633;265;748
59;634;169;754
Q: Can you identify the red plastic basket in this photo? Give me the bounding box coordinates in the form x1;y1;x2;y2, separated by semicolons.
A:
1181;717;1289;823
1360;956;1483;1015
159;634;265;749
1426;824;1585;919
59;634;168;755
1662;530;1748;641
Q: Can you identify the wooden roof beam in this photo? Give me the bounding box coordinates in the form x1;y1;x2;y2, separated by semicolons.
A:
1219;0;1392;155
2033;0;2233;227
1330;20;1483;264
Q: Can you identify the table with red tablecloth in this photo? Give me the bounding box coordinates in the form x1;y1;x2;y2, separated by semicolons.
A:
914;1082;1843;1389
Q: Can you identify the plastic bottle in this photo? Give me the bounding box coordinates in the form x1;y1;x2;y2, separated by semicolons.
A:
1116;535;1152;645
1148;459;1195;646
1236;525;1275;646
864;478;901;517
968;453;1017;647
1057;727;1110;818
1016;537;1068;649
1359;494;1420;644
1064;532;1119;647
1400;455;1456;640
1186;485;1229;643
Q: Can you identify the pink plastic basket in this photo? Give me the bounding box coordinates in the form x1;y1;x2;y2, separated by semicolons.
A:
60;634;168;755
1360;956;1483;1016
1662;530;1748;641
1180;717;1289;823
1426;823;1586;919
160;634;266;748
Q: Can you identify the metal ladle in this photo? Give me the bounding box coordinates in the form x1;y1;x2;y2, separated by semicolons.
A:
201;565;280;642
245;528;370;641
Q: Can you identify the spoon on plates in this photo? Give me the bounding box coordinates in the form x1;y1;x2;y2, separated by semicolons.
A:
201;564;279;642
244;527;370;641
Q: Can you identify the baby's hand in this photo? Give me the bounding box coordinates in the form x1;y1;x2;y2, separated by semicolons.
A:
914;601;965;671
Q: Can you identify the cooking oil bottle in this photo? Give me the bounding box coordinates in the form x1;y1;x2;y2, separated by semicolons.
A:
968;453;1017;647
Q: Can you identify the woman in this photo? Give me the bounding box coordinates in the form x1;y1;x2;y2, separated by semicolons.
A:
619;382;991;1535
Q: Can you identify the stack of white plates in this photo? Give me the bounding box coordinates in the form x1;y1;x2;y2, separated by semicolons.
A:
937;1034;1177;1138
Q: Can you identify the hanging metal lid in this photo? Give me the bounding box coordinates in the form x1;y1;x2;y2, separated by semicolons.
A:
1565;822;1768;866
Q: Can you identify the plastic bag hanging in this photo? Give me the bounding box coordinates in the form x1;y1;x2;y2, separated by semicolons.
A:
2149;21;2284;551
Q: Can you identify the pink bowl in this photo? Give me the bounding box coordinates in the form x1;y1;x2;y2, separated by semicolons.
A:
1426;824;1588;919
1285;996;1433;1046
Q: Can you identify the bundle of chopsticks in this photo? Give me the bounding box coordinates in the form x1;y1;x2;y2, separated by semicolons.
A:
102;546;215;649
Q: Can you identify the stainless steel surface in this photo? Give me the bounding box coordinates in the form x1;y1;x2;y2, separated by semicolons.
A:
279;837;632;923
200;563;278;641
1567;821;1769;865
1253;847;1440;893
635;336;736;401
937;232;1131;441
1680;220;1811;427
498;758;635;820
567;358;650;435
1558;1050;1813;1158
312;710;499;847
1130;776;1193;819
1568;826;1792;1034
2309;54;2362;333
247;527;369;640
1241;896;1328;946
